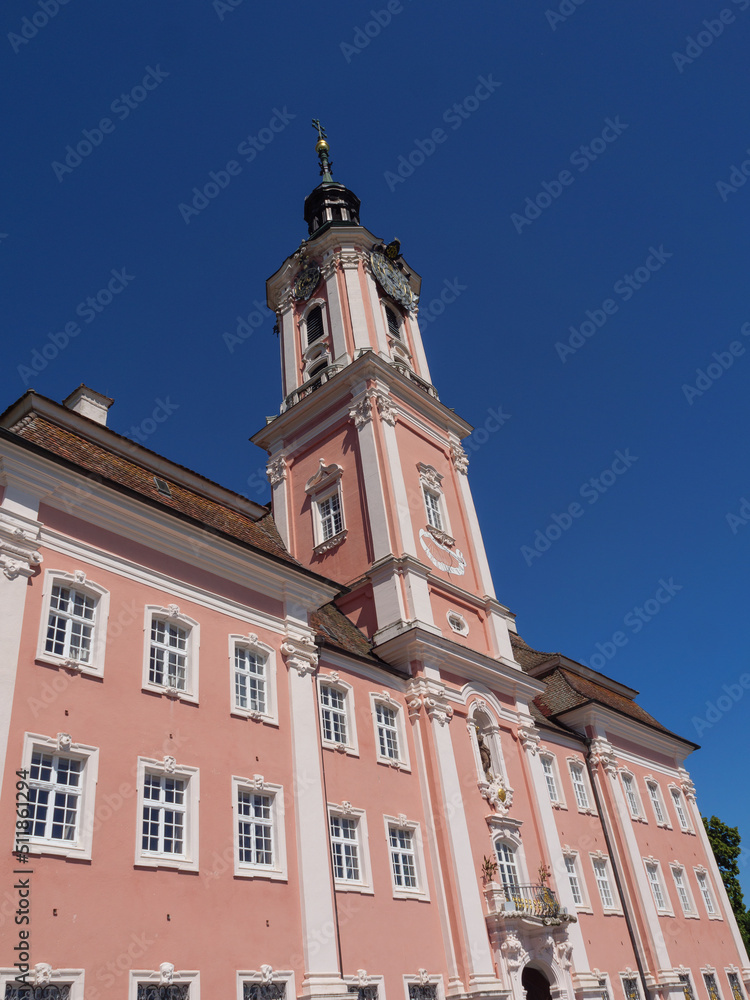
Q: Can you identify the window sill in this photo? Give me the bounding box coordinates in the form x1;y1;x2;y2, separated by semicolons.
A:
392;887;430;902
707;913;724;920
574;906;594;914
577;807;598;817
333;880;374;895
25;841;92;862
682;912;700;919
655;822;672;830
234;866;288;882
135;854;199;873
314;529;347;554
550;801;568;811
322;741;359;758
376;756;411;772
35;654;103;679
142;683;199;706
230;708;279;727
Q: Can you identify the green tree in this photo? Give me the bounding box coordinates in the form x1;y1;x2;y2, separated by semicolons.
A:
703;814;750;957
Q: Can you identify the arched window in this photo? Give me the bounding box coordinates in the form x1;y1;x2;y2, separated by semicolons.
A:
494;841;519;891
385;305;401;340
306;306;324;345
308;360;327;379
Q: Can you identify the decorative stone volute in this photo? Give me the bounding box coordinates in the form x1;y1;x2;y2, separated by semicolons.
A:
407;678;454;726
588;736;618;776
0;513;42;581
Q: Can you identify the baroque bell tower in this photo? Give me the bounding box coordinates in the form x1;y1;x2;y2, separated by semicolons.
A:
252;124;519;674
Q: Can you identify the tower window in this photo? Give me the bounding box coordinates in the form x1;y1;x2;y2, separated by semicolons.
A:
385;306;401;340
308;360;328;379
306;306;324;345
423;487;443;530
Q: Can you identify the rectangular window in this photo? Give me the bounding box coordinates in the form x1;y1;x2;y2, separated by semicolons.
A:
647;781;666;824
728;974;744;1000
423;488;443;530
45;584;96;662
319;492;343;541
139;987;190;1000
349;987;378;1000
28;751;82;842
622;773;641;818
149;619;188;690
320;685;348;744
330;815;360;881
237;790;274;866
646;862;667;910
599;979;611;1000
671;788;690;831
673;868;693;913
696;871;716;915
570;763;590;809
376;703;400;760
389;826;418;888
408;987;437;1000
542;757;559;803
593;858;614;908
623;979;640;1000
234;647;266;713
680;975;696;1000
704;975;721;1000
141;773;185;855
565;855;583;905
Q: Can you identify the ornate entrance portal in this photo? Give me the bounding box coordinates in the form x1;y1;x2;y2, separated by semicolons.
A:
523;967;553;1000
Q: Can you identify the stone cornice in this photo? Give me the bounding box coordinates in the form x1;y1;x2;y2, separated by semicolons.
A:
250;352;472;452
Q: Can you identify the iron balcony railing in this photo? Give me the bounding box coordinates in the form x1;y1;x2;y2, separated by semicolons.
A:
283;363;343;409
503;883;561;919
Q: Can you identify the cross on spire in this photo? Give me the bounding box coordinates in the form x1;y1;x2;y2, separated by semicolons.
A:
311;118;334;182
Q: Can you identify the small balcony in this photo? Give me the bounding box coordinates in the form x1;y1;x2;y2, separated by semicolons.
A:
283;364;343;410
483;882;574;926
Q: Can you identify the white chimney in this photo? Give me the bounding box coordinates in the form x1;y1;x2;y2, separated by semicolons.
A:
62;385;114;426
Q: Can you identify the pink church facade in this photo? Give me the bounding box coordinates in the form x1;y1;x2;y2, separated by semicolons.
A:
0;137;747;1000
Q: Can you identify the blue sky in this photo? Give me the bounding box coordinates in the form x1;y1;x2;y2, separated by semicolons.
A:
4;1;750;890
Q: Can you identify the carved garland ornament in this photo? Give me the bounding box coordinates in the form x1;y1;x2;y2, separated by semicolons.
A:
267;457;287;486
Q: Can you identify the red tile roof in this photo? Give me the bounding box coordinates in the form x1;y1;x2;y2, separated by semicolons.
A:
12;413;298;566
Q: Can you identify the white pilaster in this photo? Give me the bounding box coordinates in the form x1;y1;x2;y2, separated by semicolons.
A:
283;635;346;998
415;680;502;992
518;721;594;977
0;461;45;808
349;389;392;562
341;258;371;353
322;261;349;363
267;455;290;548
279;297;297;400
406;313;433;384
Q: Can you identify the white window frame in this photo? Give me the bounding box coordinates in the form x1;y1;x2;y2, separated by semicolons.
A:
540;752;566;809
328;802;373;894
669;784;693;833
36;569;110;678
142;605;200;704
725;971;745;1000
702;971;724;1000
232;774;287;881
670;863;698;917
567;758;595;813
306;461;346;553
621;975;641;1000
590;852;621;913
694;867;722;919
318;674;358;756
129;970;200;1000
562;849;591;911
384;814;429;901
237;970;296;1000
417;463;453;540
135;756;199;872
645;778;670;828
446;610;469;636
370;691;410;770
20;732;99;861
644;858;673;914
620;770;645;821
300;297;329;352
229;634;278;725
1;969;85;1000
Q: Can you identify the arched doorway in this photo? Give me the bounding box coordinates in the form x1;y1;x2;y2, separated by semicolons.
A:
522;966;552;1000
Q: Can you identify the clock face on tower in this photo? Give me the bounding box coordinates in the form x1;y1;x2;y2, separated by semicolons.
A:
419;529;467;576
369;252;413;310
292;263;321;301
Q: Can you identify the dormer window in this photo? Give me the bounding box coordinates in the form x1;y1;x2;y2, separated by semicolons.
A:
385;305;401;340
306;306;324;345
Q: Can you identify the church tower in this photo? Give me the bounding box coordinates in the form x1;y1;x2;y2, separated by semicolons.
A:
252;126;518;674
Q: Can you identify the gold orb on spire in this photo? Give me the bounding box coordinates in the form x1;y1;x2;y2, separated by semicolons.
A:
315;138;329;154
